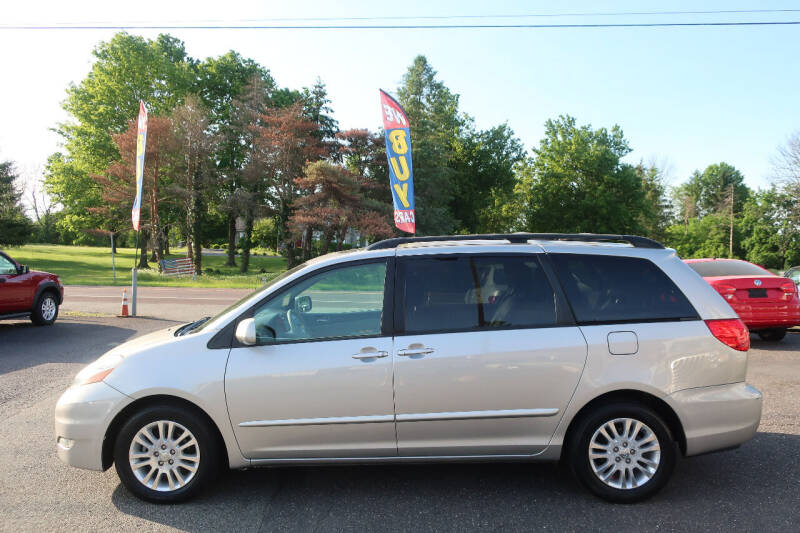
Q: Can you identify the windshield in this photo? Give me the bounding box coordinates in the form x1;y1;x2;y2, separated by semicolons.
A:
189;261;311;333
687;260;772;277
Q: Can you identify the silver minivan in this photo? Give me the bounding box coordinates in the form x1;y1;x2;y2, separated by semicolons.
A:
55;234;762;503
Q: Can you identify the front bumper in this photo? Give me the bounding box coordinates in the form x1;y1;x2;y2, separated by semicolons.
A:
54;381;132;471
670;382;762;456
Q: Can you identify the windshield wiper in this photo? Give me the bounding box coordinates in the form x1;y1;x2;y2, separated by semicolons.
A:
175;317;211;336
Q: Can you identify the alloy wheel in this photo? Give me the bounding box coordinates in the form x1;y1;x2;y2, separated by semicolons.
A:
588;417;661;490
128;420;200;492
41;297;57;321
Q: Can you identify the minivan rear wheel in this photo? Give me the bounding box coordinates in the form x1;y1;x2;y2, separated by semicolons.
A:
114;405;219;503
568;403;676;503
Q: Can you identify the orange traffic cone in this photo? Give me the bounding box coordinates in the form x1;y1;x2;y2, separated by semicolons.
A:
120;289;129;317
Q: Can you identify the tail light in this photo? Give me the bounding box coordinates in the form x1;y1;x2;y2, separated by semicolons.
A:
780;281;797;294
712;283;737;300
705;319;750;351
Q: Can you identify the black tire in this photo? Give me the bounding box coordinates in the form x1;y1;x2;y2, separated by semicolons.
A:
30;291;59;325
114;405;220;503
757;328;786;342
567;403;677;503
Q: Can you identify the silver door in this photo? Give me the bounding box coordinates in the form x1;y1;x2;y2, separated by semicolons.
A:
225;260;397;459
392;253;587;457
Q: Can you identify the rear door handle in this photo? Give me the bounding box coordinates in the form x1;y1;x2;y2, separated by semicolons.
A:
352;351;389;360
398;348;434;357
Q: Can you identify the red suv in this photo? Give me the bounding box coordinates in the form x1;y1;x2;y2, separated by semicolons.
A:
685;258;800;341
0;250;64;325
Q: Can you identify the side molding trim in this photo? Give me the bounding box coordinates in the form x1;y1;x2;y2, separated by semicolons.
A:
239;408;559;428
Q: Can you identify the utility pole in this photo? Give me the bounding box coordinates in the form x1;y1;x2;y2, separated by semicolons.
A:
729;183;734;258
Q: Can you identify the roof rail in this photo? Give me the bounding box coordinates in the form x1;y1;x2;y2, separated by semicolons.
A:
366;233;665;250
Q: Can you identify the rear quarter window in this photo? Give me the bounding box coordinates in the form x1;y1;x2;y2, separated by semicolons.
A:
550;254;699;324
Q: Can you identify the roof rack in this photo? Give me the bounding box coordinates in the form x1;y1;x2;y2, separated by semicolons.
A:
366;233;665;250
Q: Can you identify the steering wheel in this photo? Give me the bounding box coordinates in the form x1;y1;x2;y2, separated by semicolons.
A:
286;308;310;339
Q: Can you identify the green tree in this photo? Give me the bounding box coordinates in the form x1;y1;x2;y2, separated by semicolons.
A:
450;123;525;234
301;78;339;151
515;115;647;234
396;55;464;234
252;217;279;251
665;213;745;259
0;161;32;246
196;55;294;267
740;188;800;269
46;33;195;239
635;163;672;242
677;162;750;218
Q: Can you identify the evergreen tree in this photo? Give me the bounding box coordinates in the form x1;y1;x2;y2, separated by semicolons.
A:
0;160;31;246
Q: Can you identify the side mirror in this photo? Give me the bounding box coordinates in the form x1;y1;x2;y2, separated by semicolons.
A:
235;318;257;346
17;265;28;275
296;295;312;313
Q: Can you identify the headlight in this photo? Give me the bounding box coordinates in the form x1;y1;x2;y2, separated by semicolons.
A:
73;353;123;386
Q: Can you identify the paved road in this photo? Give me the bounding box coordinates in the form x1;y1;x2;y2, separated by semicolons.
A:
63;286;383;320
63;285;252;322
0;317;798;532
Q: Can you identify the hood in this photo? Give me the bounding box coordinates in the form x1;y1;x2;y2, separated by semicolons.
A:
72;324;201;386
30;269;59;280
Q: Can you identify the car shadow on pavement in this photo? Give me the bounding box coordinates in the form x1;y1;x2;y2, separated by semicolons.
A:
0;317;178;375
110;431;800;532
749;329;800;352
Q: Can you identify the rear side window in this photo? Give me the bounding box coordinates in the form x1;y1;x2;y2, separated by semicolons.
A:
550;254;698;324
686;260;772;277
400;255;558;334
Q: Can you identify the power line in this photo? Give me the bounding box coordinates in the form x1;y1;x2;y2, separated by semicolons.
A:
2;21;800;31
6;8;800;27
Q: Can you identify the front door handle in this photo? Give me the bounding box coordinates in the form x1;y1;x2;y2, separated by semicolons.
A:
352;351;389;360
398;347;434;357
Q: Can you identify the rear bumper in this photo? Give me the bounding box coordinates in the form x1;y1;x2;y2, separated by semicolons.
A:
670;382;762;456
732;301;800;329
54;381;132;471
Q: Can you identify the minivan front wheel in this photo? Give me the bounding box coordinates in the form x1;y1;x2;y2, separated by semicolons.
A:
568;403;676;503
114;405;219;503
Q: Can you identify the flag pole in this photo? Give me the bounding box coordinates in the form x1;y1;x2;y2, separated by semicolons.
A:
131;229;139;316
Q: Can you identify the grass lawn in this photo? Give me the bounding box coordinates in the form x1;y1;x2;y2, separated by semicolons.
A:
6;244;287;288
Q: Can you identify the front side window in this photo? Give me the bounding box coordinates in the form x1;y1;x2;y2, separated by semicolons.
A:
251;261;387;343
401;255;557;334
0;255;17;275
550;254;698;324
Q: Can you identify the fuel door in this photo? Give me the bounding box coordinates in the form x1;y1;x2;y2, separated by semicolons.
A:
607;331;638;355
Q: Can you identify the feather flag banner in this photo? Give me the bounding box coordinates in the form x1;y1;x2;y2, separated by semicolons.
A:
379;90;415;234
131;100;148;231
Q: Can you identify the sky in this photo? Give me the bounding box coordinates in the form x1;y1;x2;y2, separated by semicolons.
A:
1;0;799;199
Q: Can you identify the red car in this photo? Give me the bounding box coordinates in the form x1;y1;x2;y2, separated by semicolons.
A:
685;258;800;341
0;250;63;325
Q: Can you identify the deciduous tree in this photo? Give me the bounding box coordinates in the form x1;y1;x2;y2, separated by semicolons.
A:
46;33;195;239
248;103;326;267
170;96;218;274
514;115;647;234
91;116;177;268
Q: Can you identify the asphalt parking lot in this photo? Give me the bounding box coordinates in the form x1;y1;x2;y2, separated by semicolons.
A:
1;313;799;532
